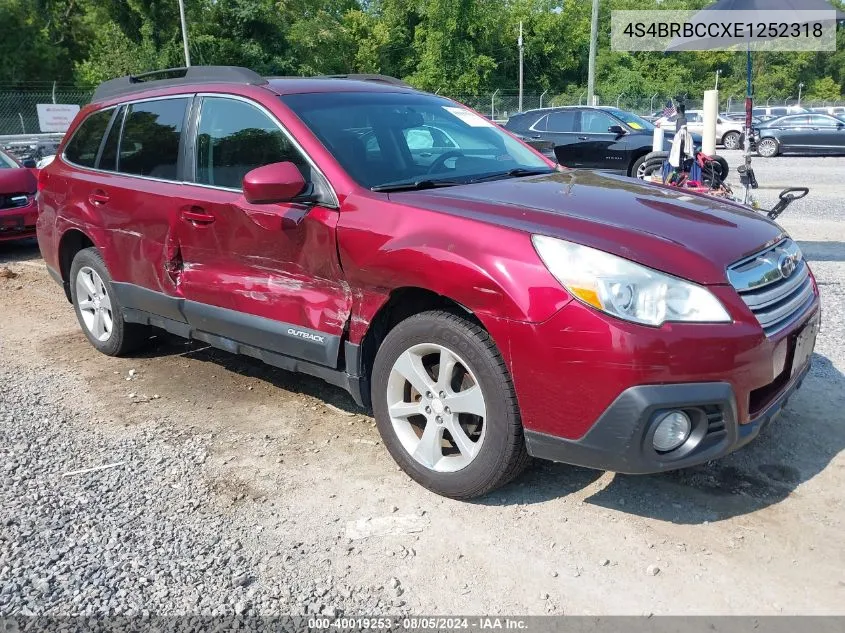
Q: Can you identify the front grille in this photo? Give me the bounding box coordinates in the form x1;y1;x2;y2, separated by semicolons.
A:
727;239;815;336
0;193;30;210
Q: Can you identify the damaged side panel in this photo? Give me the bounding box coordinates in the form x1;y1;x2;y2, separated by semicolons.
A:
172;185;352;366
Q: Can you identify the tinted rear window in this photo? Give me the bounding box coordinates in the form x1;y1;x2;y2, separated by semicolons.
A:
118;98;189;180
64;109;113;168
546;111;577;132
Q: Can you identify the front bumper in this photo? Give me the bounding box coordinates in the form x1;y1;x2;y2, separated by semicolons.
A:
524;362;810;474
0;199;38;242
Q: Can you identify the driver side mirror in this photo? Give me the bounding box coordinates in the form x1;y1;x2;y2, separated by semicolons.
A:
608;125;627;136
22;158;37;168
243;161;307;204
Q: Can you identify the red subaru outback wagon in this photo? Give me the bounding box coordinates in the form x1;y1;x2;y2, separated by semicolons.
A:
37;66;820;499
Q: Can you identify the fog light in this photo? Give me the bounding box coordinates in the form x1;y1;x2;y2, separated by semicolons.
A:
653;410;692;453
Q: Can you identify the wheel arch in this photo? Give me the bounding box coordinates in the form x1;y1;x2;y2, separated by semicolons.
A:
353;287;486;408
57;228;96;302
627;147;653;176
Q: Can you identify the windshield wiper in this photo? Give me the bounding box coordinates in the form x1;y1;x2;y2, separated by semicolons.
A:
371;179;465;193
468;168;554;183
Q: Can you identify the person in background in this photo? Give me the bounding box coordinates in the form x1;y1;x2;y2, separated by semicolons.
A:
675;101;688;132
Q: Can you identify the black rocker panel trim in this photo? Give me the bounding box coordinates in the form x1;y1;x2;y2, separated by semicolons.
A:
112;282;341;367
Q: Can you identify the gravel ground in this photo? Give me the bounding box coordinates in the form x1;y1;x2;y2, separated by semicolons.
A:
1;155;844;618
0;366;404;618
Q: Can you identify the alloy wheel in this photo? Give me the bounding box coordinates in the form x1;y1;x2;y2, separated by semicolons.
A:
758;138;778;157
75;266;113;342
724;133;740;150
386;343;487;472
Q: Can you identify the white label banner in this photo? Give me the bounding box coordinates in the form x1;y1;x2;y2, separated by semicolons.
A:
36;104;81;133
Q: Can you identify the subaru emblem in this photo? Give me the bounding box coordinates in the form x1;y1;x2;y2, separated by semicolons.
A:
778;253;797;279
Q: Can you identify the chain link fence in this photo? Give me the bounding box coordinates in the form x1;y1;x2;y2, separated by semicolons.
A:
0;89;94;136
447;92;845;121
1;86;842;135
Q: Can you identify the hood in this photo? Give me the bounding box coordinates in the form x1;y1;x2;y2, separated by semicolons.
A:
389;170;784;285
0;167;37;195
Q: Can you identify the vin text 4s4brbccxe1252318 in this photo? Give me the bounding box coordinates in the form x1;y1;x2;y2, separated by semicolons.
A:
36;66;820;499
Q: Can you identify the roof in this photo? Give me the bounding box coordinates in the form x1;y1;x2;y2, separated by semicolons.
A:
92;66;416;102
514;105;630;117
265;77;415;96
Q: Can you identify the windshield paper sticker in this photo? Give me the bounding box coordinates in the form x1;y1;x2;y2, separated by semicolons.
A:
443;106;494;127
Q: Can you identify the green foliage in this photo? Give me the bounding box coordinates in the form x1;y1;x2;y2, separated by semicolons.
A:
0;0;842;109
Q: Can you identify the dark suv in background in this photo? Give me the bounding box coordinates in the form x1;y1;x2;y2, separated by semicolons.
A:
505;106;673;176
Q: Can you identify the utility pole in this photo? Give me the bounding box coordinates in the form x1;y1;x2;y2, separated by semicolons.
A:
178;0;191;67
518;21;524;113
715;69;722;90
798;82;804;106
587;0;599;105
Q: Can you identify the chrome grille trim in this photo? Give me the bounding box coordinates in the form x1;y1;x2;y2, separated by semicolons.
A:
727;239;802;291
728;239;815;336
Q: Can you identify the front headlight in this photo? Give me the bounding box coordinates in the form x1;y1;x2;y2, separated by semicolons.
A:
532;235;731;326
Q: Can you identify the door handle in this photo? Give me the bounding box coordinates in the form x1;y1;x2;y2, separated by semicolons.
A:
578;136;590;141
181;207;216;225
88;190;109;205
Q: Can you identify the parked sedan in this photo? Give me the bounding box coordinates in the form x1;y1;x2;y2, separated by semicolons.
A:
654;110;744;149
755;113;845;157
505;106;673;176
0;149;38;243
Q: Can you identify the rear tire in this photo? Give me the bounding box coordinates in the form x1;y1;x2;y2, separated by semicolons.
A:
722;131;741;150
371;311;529;499
69;247;149;356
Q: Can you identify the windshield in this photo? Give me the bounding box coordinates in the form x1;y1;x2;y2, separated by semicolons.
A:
0;150;18;169
606;108;655;131
281;92;551;189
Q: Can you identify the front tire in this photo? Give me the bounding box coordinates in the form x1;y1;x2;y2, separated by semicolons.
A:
69;247;149;356
757;137;780;158
371;311;529;499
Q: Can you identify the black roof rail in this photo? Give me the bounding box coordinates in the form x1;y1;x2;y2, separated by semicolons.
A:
319;74;412;88
92;66;268;102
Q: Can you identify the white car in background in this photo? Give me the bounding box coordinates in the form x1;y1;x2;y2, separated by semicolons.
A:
654;110;745;150
810;106;845;117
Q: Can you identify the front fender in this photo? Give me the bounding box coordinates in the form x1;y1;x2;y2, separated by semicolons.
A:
337;193;572;343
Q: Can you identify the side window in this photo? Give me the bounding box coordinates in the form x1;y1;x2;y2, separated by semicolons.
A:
809;115;837;127
783;116;809;126
118;98;188;179
195;97;308;189
98;106;125;172
529;115;549;132
545;111;577;132
64;109;114;168
687;112;703;123
579;111;616;134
